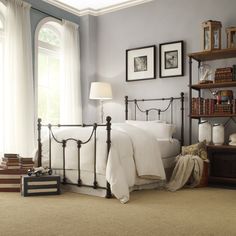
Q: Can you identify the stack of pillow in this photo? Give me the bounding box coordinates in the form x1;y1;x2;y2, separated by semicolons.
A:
125;120;176;141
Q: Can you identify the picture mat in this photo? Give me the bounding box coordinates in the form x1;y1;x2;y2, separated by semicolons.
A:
127;47;154;81
161;42;182;77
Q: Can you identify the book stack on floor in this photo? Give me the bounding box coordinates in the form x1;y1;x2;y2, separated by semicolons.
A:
19;157;34;172
0;154;34;192
1;153;21;170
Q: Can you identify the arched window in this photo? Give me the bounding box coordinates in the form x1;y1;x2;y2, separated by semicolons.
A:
36;18;62;124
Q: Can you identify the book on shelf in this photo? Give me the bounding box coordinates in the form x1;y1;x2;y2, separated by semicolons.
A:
215;67;233;83
1;161;20;166
191;97;235;115
19;157;33;161
1;157;20;163
0;188;20;192
4;153;19;158
0;174;21;179
233;65;236;81
0;168;27;175
0;183;20;188
0;165;21;170
0;178;21;184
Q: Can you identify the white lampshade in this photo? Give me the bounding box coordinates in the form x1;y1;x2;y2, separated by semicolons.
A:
89;82;112;100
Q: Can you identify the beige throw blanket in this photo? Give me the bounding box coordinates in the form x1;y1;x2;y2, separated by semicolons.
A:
167;154;204;191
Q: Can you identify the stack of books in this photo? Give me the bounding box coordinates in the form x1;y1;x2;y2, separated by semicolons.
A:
0;154;34;192
192;98;217;115
0;169;23;192
191;97;205;115
203;99;215;115
0;153;20;170
20;157;34;171
191;97;236;115
214;66;236;83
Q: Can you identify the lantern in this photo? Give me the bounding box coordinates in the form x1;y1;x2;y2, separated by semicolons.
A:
226;27;236;48
202;20;222;51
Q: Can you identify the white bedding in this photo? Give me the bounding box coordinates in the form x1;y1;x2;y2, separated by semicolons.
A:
41;123;166;203
158;139;180;164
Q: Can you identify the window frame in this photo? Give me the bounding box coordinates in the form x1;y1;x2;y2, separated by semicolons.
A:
35;17;62;124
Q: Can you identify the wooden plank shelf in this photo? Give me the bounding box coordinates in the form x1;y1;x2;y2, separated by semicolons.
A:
190;114;236;119
188;48;236;62
190;81;236;90
207;144;236;150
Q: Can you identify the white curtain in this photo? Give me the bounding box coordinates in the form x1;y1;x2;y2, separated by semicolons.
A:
1;0;34;156
60;20;82;124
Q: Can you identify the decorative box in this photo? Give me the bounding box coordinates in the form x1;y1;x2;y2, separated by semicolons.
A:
21;175;60;196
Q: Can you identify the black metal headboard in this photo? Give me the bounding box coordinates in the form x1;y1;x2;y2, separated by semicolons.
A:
125;92;184;146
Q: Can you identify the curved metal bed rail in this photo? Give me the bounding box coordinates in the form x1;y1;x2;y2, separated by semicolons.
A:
37;116;112;198
125;92;185;146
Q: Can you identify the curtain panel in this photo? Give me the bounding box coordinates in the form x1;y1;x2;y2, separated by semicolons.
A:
2;0;34;156
60;20;82;124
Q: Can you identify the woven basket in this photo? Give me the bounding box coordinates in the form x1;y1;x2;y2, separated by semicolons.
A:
197;160;209;187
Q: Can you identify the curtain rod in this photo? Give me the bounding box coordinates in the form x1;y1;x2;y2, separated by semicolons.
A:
31;6;62;22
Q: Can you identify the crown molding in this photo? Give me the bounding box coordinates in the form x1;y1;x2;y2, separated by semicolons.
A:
42;0;153;16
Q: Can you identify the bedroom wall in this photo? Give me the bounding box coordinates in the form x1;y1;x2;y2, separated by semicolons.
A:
95;0;236;143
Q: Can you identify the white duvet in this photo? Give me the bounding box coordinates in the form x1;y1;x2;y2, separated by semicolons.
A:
41;123;166;203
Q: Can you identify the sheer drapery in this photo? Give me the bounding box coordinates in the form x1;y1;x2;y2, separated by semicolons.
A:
1;0;34;156
60;20;82;124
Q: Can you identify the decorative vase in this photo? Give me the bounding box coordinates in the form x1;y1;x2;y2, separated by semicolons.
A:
198;120;212;143
212;124;224;145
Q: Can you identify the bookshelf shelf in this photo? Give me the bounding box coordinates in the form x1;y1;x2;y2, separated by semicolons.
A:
190;114;236;119
191;81;236;91
188;48;236;62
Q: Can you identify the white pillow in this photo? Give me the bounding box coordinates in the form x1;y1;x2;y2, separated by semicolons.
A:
127;121;175;140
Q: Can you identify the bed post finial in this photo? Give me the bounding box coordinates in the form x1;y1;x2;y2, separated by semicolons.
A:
125;96;128;120
37;118;42;167
180;92;184;146
106;116;112;198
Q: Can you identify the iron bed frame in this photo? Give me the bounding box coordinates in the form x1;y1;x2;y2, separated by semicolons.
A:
37;92;184;198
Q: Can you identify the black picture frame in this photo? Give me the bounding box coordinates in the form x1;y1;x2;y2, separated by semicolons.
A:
159;41;184;78
126;45;156;82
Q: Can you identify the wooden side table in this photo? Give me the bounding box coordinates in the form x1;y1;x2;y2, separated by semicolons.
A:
207;145;236;186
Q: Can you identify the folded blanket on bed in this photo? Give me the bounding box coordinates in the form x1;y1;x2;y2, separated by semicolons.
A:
166;154;203;191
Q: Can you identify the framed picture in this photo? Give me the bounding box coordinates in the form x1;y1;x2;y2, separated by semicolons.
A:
159;41;184;78
126;45;156;82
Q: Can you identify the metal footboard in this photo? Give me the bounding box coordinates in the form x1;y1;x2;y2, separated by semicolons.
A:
37;116;112;198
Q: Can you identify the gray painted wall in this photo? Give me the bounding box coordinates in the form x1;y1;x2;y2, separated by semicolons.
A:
21;0;236;143
95;0;236;143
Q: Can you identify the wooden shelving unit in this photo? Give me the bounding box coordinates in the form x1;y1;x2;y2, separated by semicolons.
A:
188;48;236;187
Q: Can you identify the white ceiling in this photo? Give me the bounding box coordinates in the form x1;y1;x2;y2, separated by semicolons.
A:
43;0;152;16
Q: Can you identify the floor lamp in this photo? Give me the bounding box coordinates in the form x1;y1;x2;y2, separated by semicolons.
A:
89;82;112;123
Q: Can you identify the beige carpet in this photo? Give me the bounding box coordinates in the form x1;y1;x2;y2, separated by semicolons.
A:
0;187;235;236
